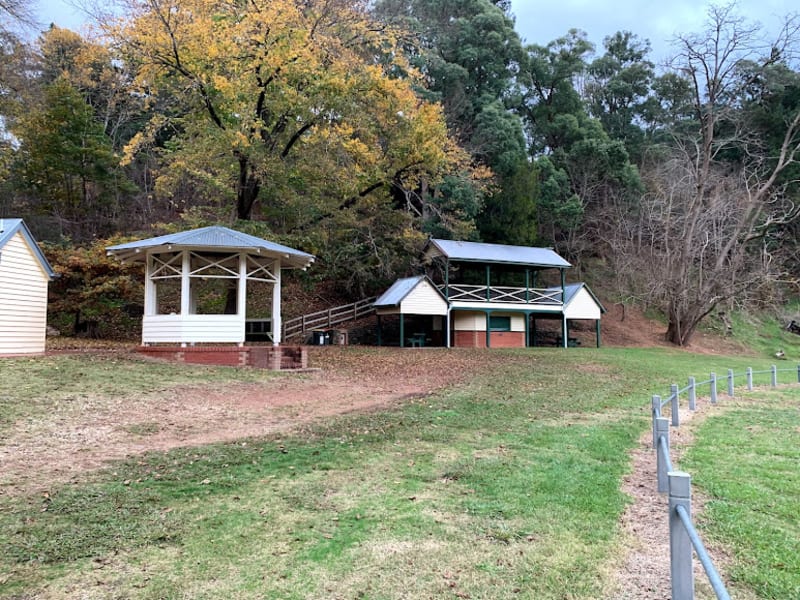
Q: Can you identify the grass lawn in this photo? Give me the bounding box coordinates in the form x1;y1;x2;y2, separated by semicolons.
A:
0;346;795;599
682;389;800;600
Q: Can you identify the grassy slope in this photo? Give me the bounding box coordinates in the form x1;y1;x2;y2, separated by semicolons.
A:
683;390;800;600
0;340;796;598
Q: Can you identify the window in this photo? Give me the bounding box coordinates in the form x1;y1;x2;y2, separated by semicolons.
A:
489;315;511;331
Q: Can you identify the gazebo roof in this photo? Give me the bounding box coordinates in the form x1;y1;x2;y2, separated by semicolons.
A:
425;239;571;269
106;226;315;269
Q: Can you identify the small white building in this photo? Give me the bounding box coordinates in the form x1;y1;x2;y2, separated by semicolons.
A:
0;219;56;355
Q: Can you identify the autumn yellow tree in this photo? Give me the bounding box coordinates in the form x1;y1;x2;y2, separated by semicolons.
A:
111;0;472;226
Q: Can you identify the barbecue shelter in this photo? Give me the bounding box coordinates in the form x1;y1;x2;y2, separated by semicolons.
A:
107;226;314;348
373;239;605;348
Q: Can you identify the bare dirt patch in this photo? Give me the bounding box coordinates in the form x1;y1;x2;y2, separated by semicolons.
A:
0;347;510;497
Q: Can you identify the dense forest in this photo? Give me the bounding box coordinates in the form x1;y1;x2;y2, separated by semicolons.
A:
2;0;800;345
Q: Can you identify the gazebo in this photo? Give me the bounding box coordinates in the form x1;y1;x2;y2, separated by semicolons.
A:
107;226;314;367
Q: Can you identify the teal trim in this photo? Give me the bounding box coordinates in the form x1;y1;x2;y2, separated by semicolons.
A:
596;319;601;348
400;314;405;348
485;312;491;347
485;265;491;301
489;315;511;331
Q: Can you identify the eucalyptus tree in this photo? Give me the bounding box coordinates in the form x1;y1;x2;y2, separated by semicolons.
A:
612;4;800;346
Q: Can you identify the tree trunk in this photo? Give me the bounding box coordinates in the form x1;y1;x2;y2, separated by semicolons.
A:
236;154;261;220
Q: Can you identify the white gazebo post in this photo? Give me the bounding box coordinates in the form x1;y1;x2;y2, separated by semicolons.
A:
237;253;247;347
272;258;282;345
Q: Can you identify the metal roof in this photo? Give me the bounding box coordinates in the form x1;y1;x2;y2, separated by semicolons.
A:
374;275;447;307
0;218;56;279
426;239;571;268
106;226;315;269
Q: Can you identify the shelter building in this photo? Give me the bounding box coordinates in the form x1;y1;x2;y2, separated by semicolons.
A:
374;239;605;348
0;219;56;355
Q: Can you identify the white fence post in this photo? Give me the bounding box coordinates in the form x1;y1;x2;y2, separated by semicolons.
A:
747;367;753;391
652;395;661;449
688;377;696;411
727;369;734;397
657;417;670;493
669;471;694;600
670;385;680;427
771;365;778;387
710;373;717;404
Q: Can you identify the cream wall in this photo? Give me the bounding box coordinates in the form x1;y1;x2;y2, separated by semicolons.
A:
0;233;50;354
452;311;525;332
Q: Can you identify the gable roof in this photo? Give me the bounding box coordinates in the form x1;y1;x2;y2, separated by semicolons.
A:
106;226;315;269
547;283;606;313
374;275;447;307
0;218;56;280
425;239;571;269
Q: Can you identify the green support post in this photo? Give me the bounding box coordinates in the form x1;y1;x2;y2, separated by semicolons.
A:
485;311;491;348
486;265;491;301
444;259;449;299
525;269;530;303
595;319;601;348
400;314;405;348
377;314;382;346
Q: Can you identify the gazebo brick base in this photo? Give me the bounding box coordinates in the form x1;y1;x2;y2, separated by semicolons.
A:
138;345;308;370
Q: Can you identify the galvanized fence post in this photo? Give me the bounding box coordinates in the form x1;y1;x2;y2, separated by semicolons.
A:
747;367;753;391
772;364;778;387
688;377;696;411
670;384;680;427
656;417;670;493
710;373;717;404
797;364;800;383
652;395;661;449
727;369;734;397
669;472;694;600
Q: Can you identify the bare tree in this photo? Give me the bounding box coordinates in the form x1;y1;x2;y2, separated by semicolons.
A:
610;4;800;346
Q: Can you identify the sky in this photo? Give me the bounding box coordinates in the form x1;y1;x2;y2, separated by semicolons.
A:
34;0;798;63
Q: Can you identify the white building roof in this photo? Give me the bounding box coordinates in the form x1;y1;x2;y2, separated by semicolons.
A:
425;239;571;268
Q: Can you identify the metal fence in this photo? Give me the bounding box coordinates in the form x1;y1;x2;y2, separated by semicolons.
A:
650;365;800;600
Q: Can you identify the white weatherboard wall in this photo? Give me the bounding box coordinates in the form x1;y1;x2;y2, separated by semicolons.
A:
0;232;50;354
142;314;244;344
400;279;448;315
564;287;602;320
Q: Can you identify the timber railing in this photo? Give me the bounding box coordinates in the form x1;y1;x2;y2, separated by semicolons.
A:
282;297;377;341
650;364;800;600
439;283;563;305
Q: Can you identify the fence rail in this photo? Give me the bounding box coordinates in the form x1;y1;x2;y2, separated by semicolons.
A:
650;363;799;599
282;297;377;341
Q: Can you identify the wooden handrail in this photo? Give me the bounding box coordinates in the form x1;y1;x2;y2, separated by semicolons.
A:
283;296;377;340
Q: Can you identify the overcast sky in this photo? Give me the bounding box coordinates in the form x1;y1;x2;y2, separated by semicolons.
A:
509;0;795;62
35;0;798;64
